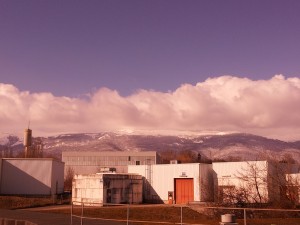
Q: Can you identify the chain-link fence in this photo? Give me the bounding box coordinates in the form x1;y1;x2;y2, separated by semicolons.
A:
189;205;300;225
70;201;300;225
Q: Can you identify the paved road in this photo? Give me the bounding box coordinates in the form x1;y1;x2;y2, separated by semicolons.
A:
0;208;127;225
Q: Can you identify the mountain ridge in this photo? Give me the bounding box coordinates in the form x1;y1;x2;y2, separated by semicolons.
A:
1;132;300;162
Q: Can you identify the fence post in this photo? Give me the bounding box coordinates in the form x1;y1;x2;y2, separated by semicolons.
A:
244;208;247;225
127;204;129;225
81;202;84;225
181;206;183;225
70;201;73;225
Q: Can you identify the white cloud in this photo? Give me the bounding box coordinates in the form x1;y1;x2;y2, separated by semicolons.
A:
0;75;300;140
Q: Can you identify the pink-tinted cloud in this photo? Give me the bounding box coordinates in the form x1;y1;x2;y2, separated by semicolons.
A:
0;75;299;140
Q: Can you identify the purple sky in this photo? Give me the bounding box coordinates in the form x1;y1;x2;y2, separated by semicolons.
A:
1;1;300;140
1;0;300;97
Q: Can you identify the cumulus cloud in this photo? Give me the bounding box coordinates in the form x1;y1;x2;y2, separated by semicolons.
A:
0;75;300;140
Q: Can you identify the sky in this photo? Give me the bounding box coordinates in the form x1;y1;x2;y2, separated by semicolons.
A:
1;0;300;140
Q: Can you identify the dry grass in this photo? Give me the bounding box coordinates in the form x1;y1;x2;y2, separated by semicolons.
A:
32;205;300;225
46;205;219;225
0;196;58;209
1;197;300;225
39;204;300;225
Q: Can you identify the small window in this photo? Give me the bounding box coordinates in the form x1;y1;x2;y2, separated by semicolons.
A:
136;161;140;165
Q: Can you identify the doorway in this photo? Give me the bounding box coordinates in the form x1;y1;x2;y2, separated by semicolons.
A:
174;178;194;204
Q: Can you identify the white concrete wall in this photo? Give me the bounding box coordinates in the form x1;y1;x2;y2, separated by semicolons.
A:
0;159;64;195
0;159;2;193
1;159;52;195
51;160;65;195
72;174;104;205
199;163;214;202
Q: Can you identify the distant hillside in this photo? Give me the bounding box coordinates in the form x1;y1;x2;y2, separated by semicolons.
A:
1;132;300;163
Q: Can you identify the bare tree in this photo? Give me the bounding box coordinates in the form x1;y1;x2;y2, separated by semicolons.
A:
236;161;269;204
64;167;75;192
1;135;20;157
285;173;300;206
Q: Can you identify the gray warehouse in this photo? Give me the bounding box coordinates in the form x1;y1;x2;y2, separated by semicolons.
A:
62;151;156;175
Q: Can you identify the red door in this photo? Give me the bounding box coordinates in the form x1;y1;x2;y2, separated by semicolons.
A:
175;178;194;204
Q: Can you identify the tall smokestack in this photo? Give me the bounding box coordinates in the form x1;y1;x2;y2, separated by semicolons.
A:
24;128;32;158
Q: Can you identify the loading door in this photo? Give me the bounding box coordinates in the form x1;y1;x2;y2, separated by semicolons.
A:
175;178;194;204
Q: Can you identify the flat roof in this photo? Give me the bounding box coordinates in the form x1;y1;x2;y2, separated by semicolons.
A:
62;151;157;157
1;158;64;163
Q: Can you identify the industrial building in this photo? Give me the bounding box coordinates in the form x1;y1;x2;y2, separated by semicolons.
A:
72;173;143;205
70;157;300;205
62;151;157;175
0;158;64;196
127;161;300;204
128;163;214;204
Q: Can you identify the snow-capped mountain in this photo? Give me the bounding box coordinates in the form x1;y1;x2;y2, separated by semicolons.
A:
1;132;300;163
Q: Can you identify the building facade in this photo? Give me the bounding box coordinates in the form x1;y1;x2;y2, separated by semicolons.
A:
212;161;289;204
128;163;214;204
62;151;157;175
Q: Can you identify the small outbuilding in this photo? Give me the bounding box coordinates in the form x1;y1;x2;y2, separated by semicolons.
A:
0;158;64;196
72;173;143;205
